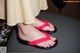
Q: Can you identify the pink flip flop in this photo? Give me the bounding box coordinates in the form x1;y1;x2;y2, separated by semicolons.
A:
27;32;58;49
28;32;51;46
37;20;57;34
17;31;57;49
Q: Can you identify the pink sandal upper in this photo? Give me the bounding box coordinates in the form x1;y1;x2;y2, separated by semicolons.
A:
28;32;51;46
37;20;50;30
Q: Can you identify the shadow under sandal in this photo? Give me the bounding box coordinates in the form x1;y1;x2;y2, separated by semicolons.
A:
37;20;57;34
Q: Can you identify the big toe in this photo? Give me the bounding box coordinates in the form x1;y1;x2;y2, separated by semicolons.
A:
43;26;54;31
50;36;56;41
49;23;55;31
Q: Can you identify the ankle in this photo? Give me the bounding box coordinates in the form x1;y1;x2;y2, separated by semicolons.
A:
17;22;34;32
17;22;30;27
17;22;24;27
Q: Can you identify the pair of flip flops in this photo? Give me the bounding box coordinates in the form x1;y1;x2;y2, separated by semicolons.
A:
18;20;57;49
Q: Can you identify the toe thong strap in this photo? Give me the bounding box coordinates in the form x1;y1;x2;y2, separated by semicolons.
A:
37;20;50;30
28;32;51;46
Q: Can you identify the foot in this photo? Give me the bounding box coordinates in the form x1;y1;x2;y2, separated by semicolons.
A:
17;23;56;48
32;18;55;31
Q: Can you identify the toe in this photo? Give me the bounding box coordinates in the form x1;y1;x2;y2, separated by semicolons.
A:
46;40;55;46
43;26;53;31
50;36;56;41
37;42;48;48
49;23;55;31
44;41;51;47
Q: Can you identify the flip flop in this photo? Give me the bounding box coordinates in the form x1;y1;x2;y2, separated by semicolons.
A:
37;20;57;34
28;32;51;45
17;31;58;50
